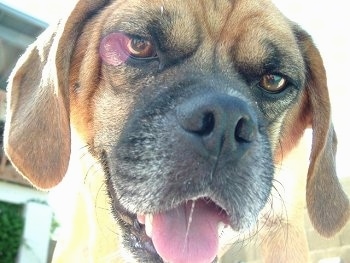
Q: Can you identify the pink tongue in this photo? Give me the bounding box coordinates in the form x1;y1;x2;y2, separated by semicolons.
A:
151;200;222;263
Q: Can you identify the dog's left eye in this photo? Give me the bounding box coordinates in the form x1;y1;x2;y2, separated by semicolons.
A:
100;32;157;66
259;74;287;93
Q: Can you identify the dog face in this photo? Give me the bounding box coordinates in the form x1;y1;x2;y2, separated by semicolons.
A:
70;1;305;261
4;0;349;262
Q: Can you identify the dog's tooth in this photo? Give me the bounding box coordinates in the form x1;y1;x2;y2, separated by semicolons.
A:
137;214;145;224
146;214;153;224
217;222;226;235
145;214;153;238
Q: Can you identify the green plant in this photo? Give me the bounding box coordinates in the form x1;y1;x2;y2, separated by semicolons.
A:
0;201;24;263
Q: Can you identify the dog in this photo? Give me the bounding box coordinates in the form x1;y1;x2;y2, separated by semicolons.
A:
4;0;350;262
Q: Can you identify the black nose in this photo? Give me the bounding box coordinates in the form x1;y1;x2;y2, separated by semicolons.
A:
176;94;258;160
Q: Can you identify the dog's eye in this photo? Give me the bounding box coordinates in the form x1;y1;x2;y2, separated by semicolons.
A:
259;74;287;93
100;32;157;66
127;37;156;58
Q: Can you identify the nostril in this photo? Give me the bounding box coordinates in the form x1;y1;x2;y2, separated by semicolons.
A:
196;112;215;136
178;109;216;136
235;117;257;143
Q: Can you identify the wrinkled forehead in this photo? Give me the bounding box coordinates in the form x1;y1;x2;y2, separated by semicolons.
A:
100;0;303;78
103;0;292;36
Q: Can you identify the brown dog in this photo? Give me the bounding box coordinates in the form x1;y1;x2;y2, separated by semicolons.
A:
4;0;350;262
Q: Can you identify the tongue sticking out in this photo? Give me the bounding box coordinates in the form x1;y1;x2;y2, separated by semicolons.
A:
146;200;227;263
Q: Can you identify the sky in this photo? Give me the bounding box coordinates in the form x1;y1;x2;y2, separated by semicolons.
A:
0;0;74;24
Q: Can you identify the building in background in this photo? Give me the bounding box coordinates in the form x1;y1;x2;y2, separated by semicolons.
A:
0;4;53;263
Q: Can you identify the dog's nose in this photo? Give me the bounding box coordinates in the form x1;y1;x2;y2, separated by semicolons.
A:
176;94;258;160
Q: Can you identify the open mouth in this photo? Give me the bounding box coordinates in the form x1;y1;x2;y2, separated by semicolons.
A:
137;197;231;263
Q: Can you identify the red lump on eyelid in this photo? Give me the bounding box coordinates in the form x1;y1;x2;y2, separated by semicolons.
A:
99;33;130;66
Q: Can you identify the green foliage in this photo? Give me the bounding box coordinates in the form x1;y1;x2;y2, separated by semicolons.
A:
0;201;24;263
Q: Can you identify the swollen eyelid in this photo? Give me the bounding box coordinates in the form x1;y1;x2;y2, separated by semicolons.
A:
100;32;157;66
99;33;130;66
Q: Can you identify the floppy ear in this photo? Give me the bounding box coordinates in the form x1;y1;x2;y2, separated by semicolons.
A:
294;27;350;237
4;0;110;189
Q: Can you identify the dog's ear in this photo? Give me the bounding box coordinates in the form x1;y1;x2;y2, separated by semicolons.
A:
294;26;350;237
4;0;110;189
